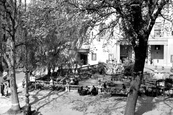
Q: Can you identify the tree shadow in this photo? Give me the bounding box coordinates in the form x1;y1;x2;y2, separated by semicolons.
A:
135;97;156;115
30;89;67;111
30;90;52;105
135;96;173;115
36;91;67;111
71;94;126;115
163;97;173;115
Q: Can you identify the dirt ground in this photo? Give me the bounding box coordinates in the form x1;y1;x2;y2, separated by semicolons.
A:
1;89;173;115
27;90;126;115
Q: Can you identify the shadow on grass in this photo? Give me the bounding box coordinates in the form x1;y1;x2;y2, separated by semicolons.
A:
30;89;67;111
30;90;52;105
71;94;126;115
135;97;156;115
163;97;173;115
135;96;173;115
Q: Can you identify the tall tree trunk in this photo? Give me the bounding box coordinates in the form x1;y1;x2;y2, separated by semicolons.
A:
124;40;147;115
8;40;21;113
0;63;3;96
0;8;3;96
0;42;2;95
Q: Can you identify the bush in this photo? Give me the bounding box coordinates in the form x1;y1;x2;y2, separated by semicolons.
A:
123;61;134;76
97;62;106;75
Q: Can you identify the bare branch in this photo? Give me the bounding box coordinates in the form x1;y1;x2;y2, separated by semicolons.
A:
160;12;173;23
147;0;169;32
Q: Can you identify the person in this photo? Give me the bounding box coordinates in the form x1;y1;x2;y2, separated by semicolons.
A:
101;82;107;92
78;86;88;96
122;84;126;90
91;85;98;96
85;86;91;95
50;77;54;90
98;80;102;93
121;84;126;94
78;86;83;95
98;79;101;86
22;79;25;88
103;82;107;89
0;82;4;96
66;79;70;92
4;82;9;97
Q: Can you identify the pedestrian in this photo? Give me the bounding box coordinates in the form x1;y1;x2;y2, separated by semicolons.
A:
0;82;4;96
66;79;70;92
121;84;126;94
50;77;54;90
22;79;25;88
91;85;98;96
4;82;9;97
85;86;91;95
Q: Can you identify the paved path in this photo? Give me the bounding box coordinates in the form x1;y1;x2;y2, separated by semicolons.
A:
0;72;25;114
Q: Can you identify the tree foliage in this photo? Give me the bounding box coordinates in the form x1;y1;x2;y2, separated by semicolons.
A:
15;0;91;74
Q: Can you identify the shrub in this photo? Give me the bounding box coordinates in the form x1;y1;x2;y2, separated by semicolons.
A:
123;60;134;76
97;62;106;75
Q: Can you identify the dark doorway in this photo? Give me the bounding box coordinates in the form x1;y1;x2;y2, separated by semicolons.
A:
79;53;88;65
120;45;132;63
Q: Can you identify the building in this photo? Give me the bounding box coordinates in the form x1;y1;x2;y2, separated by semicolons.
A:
147;16;173;67
78;7;173;67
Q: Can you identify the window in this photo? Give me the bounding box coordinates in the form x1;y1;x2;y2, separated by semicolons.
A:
91;53;97;61
154;22;162;37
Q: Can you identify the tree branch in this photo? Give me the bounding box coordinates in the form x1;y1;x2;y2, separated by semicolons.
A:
160;12;173;23
15;42;25;48
147;0;169;32
3;53;12;68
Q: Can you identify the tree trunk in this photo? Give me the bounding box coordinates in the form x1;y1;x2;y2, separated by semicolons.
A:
124;42;147;115
4;52;21;112
0;11;3;96
47;64;51;76
0;70;3;96
8;41;21;113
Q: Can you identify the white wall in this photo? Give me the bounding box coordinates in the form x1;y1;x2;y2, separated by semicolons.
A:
167;39;173;67
88;39;109;65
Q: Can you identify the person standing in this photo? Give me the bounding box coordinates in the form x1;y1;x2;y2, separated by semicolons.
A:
22;79;26;88
0;82;4;96
4;82;9;97
66;80;70;92
50;77;54;90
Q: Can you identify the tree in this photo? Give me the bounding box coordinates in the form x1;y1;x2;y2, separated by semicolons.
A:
0;3;4;96
0;0;23;113
20;0;89;76
64;0;170;115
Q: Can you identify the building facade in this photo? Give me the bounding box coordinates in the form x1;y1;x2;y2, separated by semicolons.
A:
79;16;173;67
147;16;173;67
